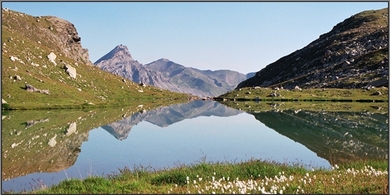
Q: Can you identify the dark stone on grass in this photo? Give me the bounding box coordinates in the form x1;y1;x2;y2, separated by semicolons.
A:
371;91;382;96
25;83;50;95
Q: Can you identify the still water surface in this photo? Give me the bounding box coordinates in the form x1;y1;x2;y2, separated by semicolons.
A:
2;100;388;192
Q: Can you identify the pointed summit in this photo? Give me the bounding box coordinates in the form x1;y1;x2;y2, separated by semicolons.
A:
94;44;133;64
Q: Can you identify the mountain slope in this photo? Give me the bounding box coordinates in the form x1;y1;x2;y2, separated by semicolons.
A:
237;8;388;89
94;46;247;97
1;8;191;109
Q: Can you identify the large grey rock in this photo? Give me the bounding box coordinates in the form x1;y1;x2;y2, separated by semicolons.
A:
47;52;57;65
64;64;77;79
65;122;77;136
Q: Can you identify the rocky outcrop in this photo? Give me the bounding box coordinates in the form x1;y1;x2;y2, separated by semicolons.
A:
2;9;92;66
44;16;92;65
237;8;388;89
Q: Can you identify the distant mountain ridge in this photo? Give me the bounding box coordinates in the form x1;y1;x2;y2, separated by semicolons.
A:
237;8;388;89
94;45;250;97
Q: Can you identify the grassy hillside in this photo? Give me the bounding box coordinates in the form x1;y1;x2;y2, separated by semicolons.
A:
1;9;193;110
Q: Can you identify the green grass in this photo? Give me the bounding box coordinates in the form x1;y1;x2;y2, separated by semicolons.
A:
216;87;388;102
8;158;388;194
219;100;389;113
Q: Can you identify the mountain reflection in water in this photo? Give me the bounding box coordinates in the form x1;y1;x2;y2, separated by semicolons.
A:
102;100;242;140
1;100;388;193
250;109;388;165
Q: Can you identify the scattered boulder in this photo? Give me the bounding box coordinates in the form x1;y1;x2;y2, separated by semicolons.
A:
14;75;21;81
268;91;281;97
10;56;24;64
48;134;57;147
294;86;302;91
47;52;57;65
371;91;382;96
31;62;39;67
64;64;77;79
65;122;77;136
25;118;49;128
294;109;302;114
10;56;17;61
25;84;50;94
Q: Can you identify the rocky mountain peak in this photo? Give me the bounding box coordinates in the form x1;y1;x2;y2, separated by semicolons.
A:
94;44;133;64
159;58;170;62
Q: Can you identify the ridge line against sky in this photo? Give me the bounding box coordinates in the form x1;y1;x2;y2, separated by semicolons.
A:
2;2;388;73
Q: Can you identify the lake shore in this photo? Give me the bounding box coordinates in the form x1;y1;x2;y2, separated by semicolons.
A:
215;87;389;102
9;158;388;194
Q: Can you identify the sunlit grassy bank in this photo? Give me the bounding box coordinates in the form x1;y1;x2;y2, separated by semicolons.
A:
215;87;388;102
11;158;388;194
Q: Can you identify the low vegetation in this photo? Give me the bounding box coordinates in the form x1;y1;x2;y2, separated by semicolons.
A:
8;158;388;194
216;87;388;102
219;100;388;114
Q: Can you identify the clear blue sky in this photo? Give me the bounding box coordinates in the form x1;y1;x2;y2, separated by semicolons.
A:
2;2;388;73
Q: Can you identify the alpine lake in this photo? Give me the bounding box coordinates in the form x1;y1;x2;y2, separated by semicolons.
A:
1;100;388;193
